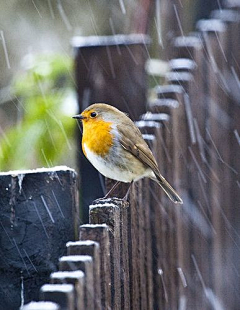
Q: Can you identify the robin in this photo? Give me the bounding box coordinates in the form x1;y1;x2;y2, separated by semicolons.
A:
73;103;183;204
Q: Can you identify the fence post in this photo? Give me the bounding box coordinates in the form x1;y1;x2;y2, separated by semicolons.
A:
79;224;111;310
221;8;240;309
50;271;85;310
135;179;148;310
125;184;140;310
136;119;169;309
172;36;203;60
66;240;101;310
0;167;78;309
171;35;216;309
141;176;154;310
197;17;240;309
89;198;128;310
154;84;196;308
212;9;240;308
141;109;181;310
169;71;210;309
59;255;94;310
73;34;150;222
40;284;75;310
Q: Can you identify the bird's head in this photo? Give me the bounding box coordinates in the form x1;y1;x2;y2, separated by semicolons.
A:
72;103;126;125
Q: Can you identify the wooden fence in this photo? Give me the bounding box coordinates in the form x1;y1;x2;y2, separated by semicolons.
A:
1;3;239;310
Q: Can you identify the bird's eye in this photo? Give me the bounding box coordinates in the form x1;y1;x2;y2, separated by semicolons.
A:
90;112;97;118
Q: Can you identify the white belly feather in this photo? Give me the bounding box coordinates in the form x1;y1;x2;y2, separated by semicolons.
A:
83;143;153;183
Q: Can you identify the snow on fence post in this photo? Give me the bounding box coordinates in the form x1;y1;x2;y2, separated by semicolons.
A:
72;34;150;222
79;224;111;310
22;301;60;310
0;166;78;309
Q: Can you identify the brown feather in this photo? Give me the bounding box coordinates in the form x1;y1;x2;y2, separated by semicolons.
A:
117;123;183;204
117;124;160;176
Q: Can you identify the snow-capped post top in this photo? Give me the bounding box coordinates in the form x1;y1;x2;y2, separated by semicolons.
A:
40;284;74;310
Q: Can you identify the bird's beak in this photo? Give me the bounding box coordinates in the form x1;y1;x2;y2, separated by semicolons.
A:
72;114;86;120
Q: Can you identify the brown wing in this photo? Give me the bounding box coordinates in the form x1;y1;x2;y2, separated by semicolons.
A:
117;124;160;177
117;122;183;204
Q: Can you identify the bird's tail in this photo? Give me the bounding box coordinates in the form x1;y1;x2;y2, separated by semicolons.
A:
154;174;183;204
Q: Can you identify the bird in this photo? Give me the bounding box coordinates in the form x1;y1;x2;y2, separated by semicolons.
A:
73;103;183;204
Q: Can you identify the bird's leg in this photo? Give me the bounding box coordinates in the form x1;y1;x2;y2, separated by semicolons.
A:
123;181;133;201
103;181;121;199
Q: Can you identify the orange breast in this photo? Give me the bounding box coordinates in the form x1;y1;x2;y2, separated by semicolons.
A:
82;119;114;157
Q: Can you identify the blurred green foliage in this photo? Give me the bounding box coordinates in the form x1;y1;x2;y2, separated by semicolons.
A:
0;54;76;171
